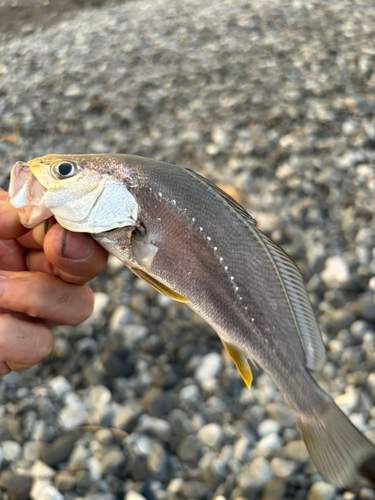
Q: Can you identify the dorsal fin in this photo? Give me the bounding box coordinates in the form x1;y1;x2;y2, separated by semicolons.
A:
254;226;326;371
185;168;256;224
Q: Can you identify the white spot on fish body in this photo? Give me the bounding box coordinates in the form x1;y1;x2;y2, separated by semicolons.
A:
219;257;223;262
214;247;217;251
231;276;234;280
171;199;176;205
200;227;203;231
192;217;195;222
224;266;228;270
158;192;162;197
207;236;211;241
235;286;239;291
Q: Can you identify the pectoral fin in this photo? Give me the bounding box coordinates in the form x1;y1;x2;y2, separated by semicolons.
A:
131;268;190;303
222;341;253;388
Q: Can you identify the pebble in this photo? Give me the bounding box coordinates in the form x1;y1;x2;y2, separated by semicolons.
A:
2;440;22;462
256;433;282;457
99;448;125;475
59;401;86;430
137;415;172;442
48;376;72;398
257;419;282;437
125;492;148;500
237;457;272;494
284;440;309;462
195;353;223;384
39;432;79;467
143;388;176;417
270;457;297;478
307;481;336;500
197;423;224;448
0;472;33;500
321;256;350;289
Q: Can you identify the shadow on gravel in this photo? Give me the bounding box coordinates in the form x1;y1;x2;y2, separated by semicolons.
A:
0;0;128;37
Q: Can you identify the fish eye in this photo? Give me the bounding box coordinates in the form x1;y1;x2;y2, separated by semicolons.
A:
51;161;77;179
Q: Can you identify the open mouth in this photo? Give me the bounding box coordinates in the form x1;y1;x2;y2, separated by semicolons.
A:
9;162;52;228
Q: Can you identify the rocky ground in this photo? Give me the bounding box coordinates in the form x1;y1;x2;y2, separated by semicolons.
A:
0;0;375;499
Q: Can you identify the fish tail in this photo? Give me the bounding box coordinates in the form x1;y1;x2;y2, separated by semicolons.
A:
294;399;375;486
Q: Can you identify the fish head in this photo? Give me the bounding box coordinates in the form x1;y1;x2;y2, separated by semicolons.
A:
9;154;138;233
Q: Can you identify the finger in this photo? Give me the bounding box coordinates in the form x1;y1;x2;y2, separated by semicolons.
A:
0;314;54;369
0;271;95;325
0;190;28;240
25;251;55;275
0;239;27;272
17;231;43;250
43;224;108;284
32;218;56;247
0;361;11;375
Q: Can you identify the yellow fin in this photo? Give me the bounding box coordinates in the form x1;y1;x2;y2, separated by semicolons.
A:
131;268;190;303
223;341;252;388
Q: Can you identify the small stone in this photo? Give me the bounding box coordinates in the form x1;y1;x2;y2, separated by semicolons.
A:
31;460;55;479
143;388;176;417
177;435;201;462
23;441;39;462
2;440;22;462
181;480;212;499
137;415;172;442
335;389;358;415
109;305;132;332
307;481;336;500
147;441;168;481
59;401;86;430
39;432;78;467
359;487;375;500
351;293;375;321
256;433;282;457
179;384;200;402
197;423;224;448
100;448;125;475
101;344;135;378
233;436;252;462
270;457;297;478
48;376;72;398
125;492;147;500
284;440;309;462
257;419;281;437
32;482;64;500
321;256;350;289
261;478;285;500
54;471;76;491
113;404;142;431
266;403;295;427
0;471;33;500
195;353;223;384
237;458;272;494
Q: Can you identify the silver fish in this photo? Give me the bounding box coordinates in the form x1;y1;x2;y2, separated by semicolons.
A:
9;154;375;486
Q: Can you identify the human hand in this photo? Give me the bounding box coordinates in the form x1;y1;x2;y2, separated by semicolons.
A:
0;189;108;374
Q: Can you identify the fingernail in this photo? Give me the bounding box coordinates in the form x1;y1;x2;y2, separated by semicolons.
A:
62;231;93;260
0;275;8;297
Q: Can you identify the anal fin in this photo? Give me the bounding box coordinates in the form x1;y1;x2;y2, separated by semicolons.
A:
222;341;252;388
131;268;190;303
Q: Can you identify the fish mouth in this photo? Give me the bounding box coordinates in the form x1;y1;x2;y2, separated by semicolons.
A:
9;162;52;228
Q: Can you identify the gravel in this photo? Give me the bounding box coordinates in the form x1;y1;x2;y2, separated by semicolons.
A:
0;0;375;498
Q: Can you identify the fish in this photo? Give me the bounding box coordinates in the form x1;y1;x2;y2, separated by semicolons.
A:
9;153;375;486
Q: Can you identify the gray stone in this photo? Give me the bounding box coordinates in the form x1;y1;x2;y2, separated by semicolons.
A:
112;404;142;432
351;293;375;321
257;419;282;437
54;471;76;491
48;376;72;398
194;352;223;384
177;434;201;462
147;441;168;481
256;433;282;457
270;457;297;478
39;432;79;467
284;440;309;462
137;415;171;442
237;458;272;495
180;480;212;499
197;423;224;448
321;256;350;289
30;481;65;500
0;471;33;500
2;440;22;462
143;388;176;417
59;400;86;430
100;448;125;475
109;305;132;332
307;481;336;500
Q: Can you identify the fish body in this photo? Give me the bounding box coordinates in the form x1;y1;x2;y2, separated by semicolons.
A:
9;154;375;486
